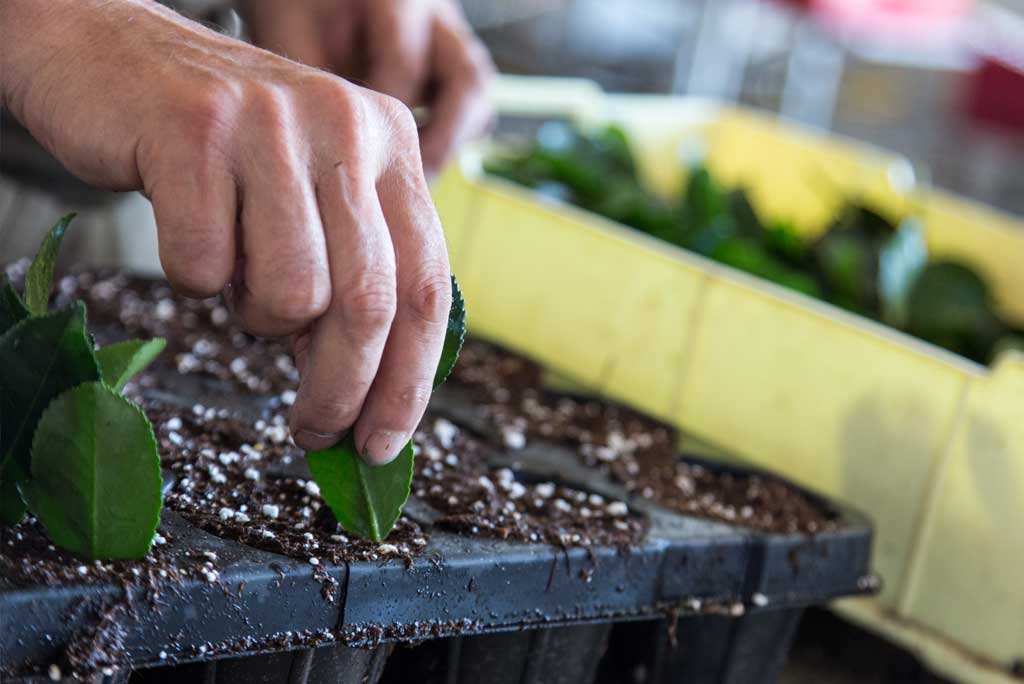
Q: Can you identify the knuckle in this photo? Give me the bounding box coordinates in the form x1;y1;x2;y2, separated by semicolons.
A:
162;260;227;298
309;76;362;125
388;383;434;415
377;95;418;143
258;267;331;325
244;82;292;131
338;271;398;335
298;386;366;430
158;234;231;297
174;86;241;152
405;270;452;326
298;76;375;153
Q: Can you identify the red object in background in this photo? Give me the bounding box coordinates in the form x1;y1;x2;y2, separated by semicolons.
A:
967;58;1024;134
810;0;974;41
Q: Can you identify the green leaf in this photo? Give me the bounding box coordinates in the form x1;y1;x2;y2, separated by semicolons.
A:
309;273;465;541
813;230;874;314
24;213;75;315
25;382;161;560
878;219;928;327
762;221;808;263
306;434;413;542
906;261;1005;362
682;166;729;234
726;189;764;239
0;460;27;526
592;125;636;177
0;302;101;477
0;274;30;336
712;238;821;298
433;275;466;388
96;338;167;392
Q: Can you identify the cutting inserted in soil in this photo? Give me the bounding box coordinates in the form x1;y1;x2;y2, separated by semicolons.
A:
2;267;871;684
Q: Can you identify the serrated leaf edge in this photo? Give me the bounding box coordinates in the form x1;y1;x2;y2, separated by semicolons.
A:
432;275;467;388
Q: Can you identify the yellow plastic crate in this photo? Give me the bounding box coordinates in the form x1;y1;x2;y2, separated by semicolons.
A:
432;76;1024;684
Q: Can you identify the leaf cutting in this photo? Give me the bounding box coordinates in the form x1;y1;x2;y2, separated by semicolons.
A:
26;382;162;560
0;214;164;560
306;275;466;542
0;302;101;478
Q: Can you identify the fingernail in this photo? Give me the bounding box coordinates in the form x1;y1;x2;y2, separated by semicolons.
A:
360;430;406;466
292;428;347;451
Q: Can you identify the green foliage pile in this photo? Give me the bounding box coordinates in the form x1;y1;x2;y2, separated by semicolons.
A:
486;122;1021;363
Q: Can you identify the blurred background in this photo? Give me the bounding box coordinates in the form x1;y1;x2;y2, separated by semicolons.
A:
471;0;1024;215
2;0;1023;265
2;2;1023;682
460;5;1023;682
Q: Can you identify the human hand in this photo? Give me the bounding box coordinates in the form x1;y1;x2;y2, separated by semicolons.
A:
244;0;496;176
2;0;452;464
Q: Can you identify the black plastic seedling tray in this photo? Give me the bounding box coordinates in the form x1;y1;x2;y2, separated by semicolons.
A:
1;383;873;684
1;289;874;684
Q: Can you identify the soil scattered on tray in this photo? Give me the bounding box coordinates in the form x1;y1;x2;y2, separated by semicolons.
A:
151;395;645;555
0;517;225;680
449;341;839;535
1;266;843;679
0;519;217;592
146;399;426;586
149;615;482;667
23;264;299;395
415;416;646;547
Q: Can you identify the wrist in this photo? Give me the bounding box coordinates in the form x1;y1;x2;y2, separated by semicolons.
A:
0;0;164;126
2;0;81;117
0;0;217;190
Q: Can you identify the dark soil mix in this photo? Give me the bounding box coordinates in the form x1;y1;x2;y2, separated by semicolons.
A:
0;265;859;680
4;265;837;536
145;398;426;594
2;390;644;590
414;415;645;547
449;340;839;535
1;519;215;593
0;516;224;679
35;264;298;396
150;395;644;555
